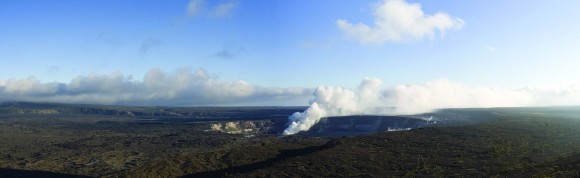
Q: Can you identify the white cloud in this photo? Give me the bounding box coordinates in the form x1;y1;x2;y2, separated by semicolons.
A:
0;68;311;106
337;0;464;44
2;76;62;96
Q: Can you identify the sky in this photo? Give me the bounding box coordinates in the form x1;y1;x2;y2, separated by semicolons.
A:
1;0;580;106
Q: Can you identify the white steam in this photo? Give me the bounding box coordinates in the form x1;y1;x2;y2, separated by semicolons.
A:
283;78;580;135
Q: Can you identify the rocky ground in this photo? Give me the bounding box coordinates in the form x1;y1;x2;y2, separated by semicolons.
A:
1;103;580;177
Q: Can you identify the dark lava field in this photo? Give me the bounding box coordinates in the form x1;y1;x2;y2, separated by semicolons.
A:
1;102;580;177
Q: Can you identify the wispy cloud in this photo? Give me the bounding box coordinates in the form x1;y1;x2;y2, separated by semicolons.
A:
300;39;333;49
186;0;205;17
483;45;497;52
212;1;239;17
139;38;163;58
97;33;125;47
186;0;239;18
337;0;464;44
46;66;60;74
212;45;244;59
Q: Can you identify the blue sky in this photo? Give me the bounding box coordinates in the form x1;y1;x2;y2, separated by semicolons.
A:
1;0;580;106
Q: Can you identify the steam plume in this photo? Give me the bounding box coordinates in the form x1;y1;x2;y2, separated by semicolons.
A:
283;78;580;135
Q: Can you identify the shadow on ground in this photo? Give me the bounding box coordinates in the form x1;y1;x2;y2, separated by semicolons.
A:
0;168;92;178
180;139;342;178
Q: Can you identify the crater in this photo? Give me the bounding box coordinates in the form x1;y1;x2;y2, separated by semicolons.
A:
295;115;432;137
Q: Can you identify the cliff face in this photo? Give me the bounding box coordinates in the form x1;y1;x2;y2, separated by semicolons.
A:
297;116;431;136
0;102;141;116
0;102;305;120
211;120;278;134
209;115;432;137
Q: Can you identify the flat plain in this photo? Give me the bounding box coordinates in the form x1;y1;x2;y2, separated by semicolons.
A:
1;102;579;177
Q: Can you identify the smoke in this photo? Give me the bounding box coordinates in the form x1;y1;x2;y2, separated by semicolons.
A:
283;78;580;135
0;68;311;106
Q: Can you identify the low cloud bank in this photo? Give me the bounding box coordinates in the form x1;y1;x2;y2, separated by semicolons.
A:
3;69;579;135
284;78;580;135
0;68;311;106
